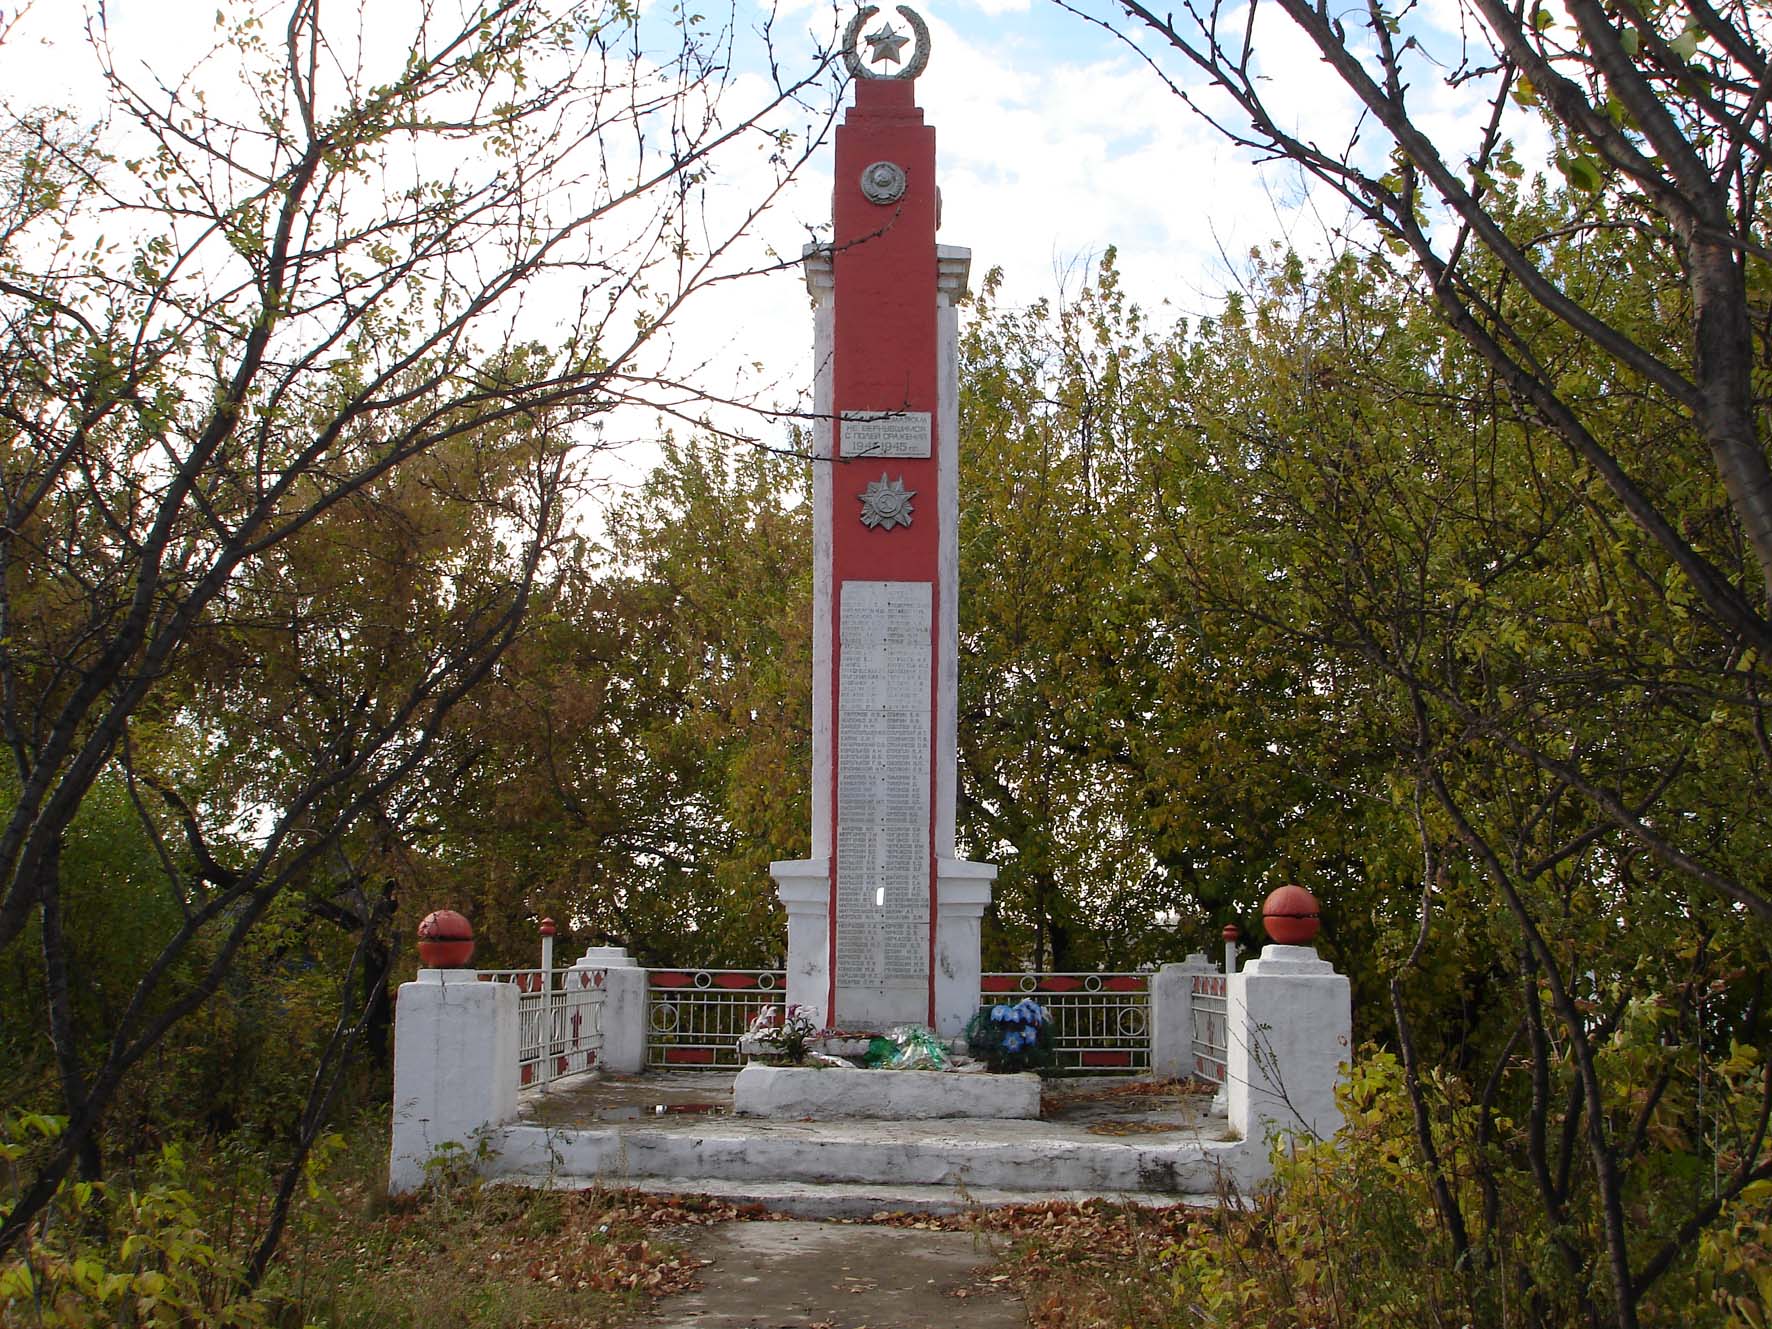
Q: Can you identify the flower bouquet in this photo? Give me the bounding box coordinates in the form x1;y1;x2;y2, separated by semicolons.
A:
964;998;1055;1073
742;1004;824;1065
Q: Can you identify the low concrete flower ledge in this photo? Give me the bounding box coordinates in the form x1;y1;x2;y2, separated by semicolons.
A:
733;1062;1041;1120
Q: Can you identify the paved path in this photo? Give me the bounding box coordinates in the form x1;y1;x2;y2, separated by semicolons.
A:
642;1220;1025;1328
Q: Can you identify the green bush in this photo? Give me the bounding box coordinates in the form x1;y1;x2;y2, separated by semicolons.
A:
1160;1052;1769;1329
0;1114;291;1327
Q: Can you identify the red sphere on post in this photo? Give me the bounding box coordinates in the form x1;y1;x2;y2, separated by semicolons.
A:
1221;923;1241;943
539;917;557;938
416;909;476;968
1261;885;1321;945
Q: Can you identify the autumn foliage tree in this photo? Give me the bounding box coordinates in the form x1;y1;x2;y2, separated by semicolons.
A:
0;0;837;1261
417;438;813;969
1044;0;1772;1318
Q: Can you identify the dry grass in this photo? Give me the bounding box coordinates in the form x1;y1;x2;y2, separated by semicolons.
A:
852;1197;1210;1329
283;1160;781;1328
271;1120;1203;1329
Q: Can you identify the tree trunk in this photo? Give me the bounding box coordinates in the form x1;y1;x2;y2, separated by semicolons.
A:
38;836;102;1182
1687;231;1772;611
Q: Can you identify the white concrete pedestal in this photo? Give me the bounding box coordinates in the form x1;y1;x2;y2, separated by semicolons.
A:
1227;944;1351;1146
575;945;646;1073
772;858;831;1024
733;1063;1040;1120
389;969;518;1194
774;856;997;1038
1150;952;1216;1080
933;857;997;1036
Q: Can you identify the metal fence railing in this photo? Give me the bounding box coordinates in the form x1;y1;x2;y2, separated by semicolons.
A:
980;972;1151;1074
646;969;785;1069
636;968;1162;1075
479;966;606;1089
1190;972;1228;1084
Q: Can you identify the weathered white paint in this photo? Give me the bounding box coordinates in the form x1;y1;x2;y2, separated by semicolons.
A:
926;245;996;1040
576;948;647;1074
487;1117;1257;1194
775;248;835;1027
1227;944;1351;1147
388;969;518;1194
807;249;835;866
932;858;995;1036
1150;953;1215;1080
933;245;968;863
772;858;831;1020
733;1063;1039;1120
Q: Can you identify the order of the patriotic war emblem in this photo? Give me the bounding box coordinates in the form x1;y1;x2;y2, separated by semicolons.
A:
858;473;915;530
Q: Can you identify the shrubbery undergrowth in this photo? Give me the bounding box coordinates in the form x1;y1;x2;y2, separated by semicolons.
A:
1159;1055;1770;1329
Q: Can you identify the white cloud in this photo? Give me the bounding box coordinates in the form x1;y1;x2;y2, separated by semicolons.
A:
965;0;1033;17
0;0;1435;501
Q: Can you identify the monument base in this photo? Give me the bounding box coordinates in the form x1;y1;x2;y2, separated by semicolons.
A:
733;1064;1040;1120
771;855;998;1038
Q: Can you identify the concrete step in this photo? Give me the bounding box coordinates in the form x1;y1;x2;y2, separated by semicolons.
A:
493;1173;1224;1219
488;1116;1254;1197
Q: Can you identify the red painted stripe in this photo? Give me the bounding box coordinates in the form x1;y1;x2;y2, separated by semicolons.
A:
827;75;939;1031
712;972;761;990
663;1047;715;1065
980;976;1019;993
1103;976;1147;992
1034;976;1083;992
1080;1051;1133;1067
648;972;692;988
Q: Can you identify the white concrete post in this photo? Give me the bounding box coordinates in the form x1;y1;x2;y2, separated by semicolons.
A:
772;859;831;1023
1151;952;1216;1079
539;919;556;1073
577;946;647;1073
1226;943;1351;1147
388;968;518;1194
933;858;997;1037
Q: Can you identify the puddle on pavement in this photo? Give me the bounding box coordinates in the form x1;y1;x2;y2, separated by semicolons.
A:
596;1102;728;1121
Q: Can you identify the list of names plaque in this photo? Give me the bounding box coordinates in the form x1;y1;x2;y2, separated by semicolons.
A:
835;580;932;1019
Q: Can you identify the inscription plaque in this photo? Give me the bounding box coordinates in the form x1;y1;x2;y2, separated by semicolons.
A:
835;580;932;1022
840;410;931;458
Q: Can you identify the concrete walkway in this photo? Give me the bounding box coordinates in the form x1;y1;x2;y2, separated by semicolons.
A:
640;1219;1024;1329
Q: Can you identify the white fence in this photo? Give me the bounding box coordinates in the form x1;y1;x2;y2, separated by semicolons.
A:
479;966;606;1089
472;947;1227;1084
1190;972;1228;1084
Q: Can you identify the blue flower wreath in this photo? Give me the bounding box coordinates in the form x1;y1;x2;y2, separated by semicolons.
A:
968;996;1054;1072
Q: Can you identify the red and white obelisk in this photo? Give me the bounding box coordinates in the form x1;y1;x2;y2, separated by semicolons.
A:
772;5;995;1036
